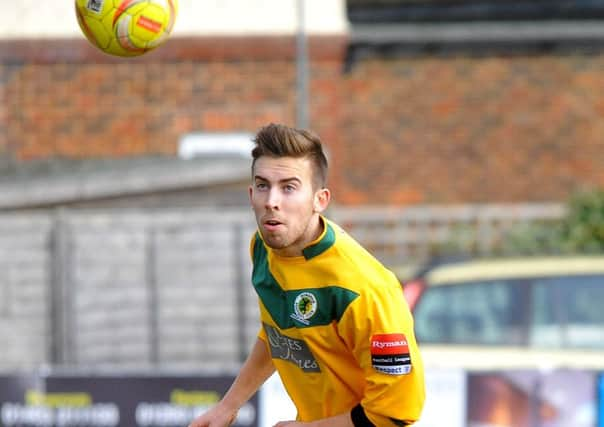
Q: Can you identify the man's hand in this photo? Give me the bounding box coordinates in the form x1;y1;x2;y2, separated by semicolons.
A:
272;422;306;427
188;338;275;427
187;404;237;427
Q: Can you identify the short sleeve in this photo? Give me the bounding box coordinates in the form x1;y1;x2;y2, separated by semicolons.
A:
337;281;425;425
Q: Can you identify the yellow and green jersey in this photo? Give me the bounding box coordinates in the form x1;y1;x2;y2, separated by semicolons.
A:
251;217;425;426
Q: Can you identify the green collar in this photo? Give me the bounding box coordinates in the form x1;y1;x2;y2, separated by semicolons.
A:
302;218;336;260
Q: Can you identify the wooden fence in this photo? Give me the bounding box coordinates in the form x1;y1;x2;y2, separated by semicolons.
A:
0;203;565;370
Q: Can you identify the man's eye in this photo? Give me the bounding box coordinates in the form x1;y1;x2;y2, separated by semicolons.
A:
284;185;296;192
256;183;268;190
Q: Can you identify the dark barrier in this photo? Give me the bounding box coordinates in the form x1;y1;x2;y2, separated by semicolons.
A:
2;369;603;427
0;373;257;427
599;373;604;427
467;370;598;427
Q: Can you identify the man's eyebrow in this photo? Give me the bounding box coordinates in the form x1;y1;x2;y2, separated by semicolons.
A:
253;175;302;184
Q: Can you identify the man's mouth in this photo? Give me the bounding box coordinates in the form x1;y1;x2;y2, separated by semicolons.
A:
263;219;283;230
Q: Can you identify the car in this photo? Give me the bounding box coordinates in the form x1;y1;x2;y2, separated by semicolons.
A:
398;256;604;370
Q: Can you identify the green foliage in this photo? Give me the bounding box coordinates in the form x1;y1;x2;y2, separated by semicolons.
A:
502;189;604;255
499;221;564;255
559;189;604;253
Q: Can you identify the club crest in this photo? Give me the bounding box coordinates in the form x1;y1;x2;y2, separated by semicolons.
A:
291;292;318;325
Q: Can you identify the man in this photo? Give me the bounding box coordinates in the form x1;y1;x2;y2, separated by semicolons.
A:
189;123;425;426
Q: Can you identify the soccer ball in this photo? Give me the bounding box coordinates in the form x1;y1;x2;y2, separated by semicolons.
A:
75;0;178;57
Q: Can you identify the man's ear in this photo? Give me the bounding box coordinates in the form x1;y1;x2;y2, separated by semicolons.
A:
313;188;331;213
248;185;253;203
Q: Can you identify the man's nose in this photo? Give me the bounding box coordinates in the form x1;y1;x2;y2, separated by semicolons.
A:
265;188;280;209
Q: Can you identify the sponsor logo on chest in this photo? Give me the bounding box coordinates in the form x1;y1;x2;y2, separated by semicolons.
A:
264;323;321;372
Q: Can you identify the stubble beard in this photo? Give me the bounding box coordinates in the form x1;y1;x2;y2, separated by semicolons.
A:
261;230;289;250
262;217;319;255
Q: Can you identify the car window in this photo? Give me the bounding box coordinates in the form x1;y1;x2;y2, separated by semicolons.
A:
530;275;604;350
413;280;527;346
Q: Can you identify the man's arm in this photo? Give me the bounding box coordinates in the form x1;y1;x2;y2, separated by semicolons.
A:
188;337;275;427
273;412;354;427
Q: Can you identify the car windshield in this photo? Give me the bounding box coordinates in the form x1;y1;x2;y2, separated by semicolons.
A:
413;274;604;350
531;275;604;349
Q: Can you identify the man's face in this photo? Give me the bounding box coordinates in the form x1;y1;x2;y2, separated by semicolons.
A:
249;156;329;257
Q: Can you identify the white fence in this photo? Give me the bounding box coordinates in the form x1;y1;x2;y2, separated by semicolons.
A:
332;203;566;266
0;203;565;371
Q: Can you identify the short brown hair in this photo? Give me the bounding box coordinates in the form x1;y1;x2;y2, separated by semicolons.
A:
251;123;328;189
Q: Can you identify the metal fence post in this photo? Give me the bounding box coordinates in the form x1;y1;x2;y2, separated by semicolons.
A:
146;225;159;365
49;208;74;366
234;221;249;363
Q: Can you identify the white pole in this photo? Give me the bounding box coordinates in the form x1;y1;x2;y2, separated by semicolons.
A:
296;0;309;129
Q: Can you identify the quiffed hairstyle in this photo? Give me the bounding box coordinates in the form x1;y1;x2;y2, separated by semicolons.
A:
251;123;328;189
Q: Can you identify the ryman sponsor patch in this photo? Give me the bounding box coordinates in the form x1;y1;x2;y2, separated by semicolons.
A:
371;333;412;375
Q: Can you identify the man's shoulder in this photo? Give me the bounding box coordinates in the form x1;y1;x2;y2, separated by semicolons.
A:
325;228;399;292
327;220;384;267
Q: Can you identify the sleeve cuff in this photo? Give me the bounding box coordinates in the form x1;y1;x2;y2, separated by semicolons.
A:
350;404;376;427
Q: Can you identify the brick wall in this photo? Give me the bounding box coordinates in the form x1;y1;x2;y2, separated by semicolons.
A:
336;54;604;204
0;37;342;162
1;36;604;205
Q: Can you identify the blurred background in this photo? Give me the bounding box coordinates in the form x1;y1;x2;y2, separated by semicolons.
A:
1;1;603;426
